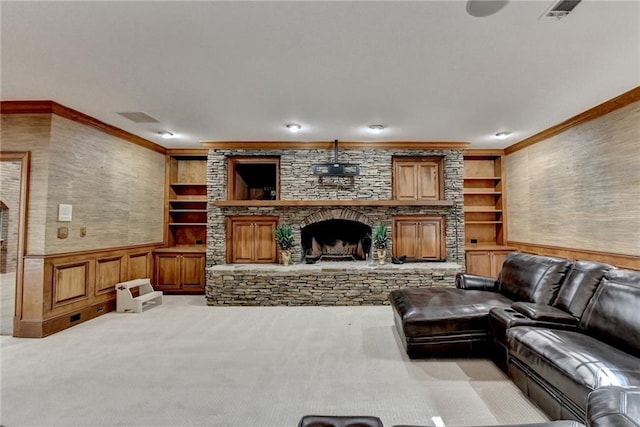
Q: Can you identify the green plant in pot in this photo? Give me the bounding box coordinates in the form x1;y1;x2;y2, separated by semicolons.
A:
274;224;294;265
373;224;389;264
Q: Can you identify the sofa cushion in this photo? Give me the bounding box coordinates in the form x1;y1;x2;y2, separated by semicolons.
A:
579;269;640;357
390;288;513;339
497;253;572;304
587;386;640;427
508;326;640;410
553;260;613;319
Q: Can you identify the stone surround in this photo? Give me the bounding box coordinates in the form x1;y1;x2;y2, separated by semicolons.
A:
206;147;465;306
206;262;461;306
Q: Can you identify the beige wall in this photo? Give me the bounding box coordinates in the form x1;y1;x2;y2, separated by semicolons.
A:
1;114;165;256
506;101;640;256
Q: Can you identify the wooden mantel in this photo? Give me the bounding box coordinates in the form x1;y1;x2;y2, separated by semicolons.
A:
213;199;456;207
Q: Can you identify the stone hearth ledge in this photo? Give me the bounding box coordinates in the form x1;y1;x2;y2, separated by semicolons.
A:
206;261;462;306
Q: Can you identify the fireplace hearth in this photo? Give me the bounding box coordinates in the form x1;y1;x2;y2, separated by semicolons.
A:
301;219;372;262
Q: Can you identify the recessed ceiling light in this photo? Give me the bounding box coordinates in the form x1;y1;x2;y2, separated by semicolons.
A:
158;131;175;139
369;125;385;134
286;123;301;133
495;131;511;139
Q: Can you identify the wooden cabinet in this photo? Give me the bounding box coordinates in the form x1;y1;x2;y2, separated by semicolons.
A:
463;151;514;276
392;215;446;261
465;249;512;278
463;151;506;246
154;248;205;294
167;151;208;247
157;150;208;294
227;216;278;263
393;157;444;201
227;156;280;200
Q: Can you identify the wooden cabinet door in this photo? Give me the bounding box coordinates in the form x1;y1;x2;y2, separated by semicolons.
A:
417;162;439;200
394;221;419;258
254;221;277;263
228;216;278;263
154;253;181;290
393;216;445;260
466;251;493;277
232;221;256;263
394;162;418;200
181;253;205;290
418;220;441;259
491;251;511;277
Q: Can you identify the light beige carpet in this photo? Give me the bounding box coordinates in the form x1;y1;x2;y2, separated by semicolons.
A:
0;296;548;427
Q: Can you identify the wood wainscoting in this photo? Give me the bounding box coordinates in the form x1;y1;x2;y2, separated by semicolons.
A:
508;241;640;271
16;243;163;338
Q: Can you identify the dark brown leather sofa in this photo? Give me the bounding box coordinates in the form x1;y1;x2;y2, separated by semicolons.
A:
389;252;572;358
507;269;640;421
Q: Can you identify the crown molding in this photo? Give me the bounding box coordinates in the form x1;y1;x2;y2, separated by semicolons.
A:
505;86;640;155
1;100;166;154
200;141;469;150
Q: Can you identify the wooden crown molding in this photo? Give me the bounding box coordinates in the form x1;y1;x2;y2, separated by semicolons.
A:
200;141;470;150
1;100;167;154
505;86;640;155
463;148;505;156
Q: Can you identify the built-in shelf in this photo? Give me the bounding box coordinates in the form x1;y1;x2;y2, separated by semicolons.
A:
464;207;502;212
463;190;502;195
169;209;207;213
466;221;503;224
213;199;456;207
169;197;207;202
169;223;207;226
463;176;502;180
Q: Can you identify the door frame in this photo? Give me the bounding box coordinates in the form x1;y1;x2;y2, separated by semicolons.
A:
0;151;30;336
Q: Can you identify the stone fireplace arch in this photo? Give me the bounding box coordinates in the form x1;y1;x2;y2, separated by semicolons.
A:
300;209;374;262
301;208;373;228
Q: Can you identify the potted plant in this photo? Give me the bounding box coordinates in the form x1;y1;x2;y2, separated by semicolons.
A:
373;224;389;264
274;224;294;265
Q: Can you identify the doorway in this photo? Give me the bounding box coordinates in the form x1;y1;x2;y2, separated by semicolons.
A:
0;152;29;336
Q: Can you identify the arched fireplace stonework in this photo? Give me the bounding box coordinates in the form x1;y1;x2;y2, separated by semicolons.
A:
301;209;373;262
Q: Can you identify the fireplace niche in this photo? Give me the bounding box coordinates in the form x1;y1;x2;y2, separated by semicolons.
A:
301;219;372;262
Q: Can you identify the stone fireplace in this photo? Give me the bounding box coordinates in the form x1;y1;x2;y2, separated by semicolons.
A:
205;145;465;305
300;210;373;262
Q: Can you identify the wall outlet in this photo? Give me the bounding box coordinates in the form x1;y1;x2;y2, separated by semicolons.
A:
57;227;69;239
470;238;478;244
80;227;87;237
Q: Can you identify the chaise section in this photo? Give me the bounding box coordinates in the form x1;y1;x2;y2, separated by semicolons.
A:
390;288;514;358
389;252;572;359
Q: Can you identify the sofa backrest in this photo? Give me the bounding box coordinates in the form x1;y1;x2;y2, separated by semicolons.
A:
579;269;640;357
497;252;572;304
552;260;614;319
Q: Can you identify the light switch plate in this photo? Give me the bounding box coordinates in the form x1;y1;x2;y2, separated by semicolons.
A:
57;227;69;239
58;204;72;222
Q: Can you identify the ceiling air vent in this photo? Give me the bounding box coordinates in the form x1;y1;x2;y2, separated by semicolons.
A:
541;0;582;20
117;111;160;123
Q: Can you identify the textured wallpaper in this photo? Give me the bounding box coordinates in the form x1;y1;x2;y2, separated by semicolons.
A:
506;101;640;256
1;114;165;255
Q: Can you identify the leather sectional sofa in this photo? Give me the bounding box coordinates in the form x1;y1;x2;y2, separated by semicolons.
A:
388;252;640;424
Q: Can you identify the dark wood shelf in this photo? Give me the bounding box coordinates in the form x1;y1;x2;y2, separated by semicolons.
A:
213;199;456;207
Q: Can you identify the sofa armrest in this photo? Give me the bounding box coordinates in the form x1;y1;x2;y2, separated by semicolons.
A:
511;302;579;326
455;273;499;291
588;386;640;427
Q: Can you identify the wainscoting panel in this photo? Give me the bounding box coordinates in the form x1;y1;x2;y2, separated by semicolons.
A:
53;262;89;305
96;256;123;294
127;252;152;280
16;243;162;337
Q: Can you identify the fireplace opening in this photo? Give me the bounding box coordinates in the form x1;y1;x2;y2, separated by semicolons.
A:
301;220;372;262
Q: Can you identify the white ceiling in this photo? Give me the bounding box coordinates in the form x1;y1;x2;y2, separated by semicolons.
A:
2;1;639;149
